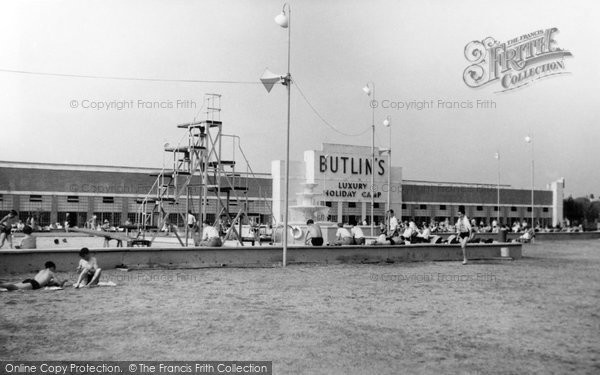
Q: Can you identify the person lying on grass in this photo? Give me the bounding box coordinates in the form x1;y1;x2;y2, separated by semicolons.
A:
0;261;67;291
74;247;102;288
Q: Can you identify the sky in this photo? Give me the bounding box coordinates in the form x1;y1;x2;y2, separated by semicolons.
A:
1;0;598;197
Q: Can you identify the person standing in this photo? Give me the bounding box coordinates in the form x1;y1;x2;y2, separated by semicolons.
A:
387;209;399;237
0;210;19;249
187;210;197;229
456;206;473;265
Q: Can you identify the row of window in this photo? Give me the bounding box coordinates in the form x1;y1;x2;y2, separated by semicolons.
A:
322;201;550;213
325;201;381;208
27;195;115;204
400;204;548;212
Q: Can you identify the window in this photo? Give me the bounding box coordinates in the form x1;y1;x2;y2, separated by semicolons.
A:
439;205;446;210
348;202;356;208
67;196;79;203
493;207;499;211
29;195;42;202
476;206;483;211
401;204;407;209
419;204;427;210
511;206;517;212
0;194;3;202
325;201;332;207
543;207;549;212
102;196;114;204
527;207;532;212
373;203;380;208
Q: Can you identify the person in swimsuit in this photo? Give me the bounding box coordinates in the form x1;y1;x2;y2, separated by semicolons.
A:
0;261;67;291
74;247;102;288
456;206;473;265
305;219;324;246
0;210;19;249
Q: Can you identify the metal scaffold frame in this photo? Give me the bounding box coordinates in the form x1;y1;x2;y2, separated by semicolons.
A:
135;94;274;246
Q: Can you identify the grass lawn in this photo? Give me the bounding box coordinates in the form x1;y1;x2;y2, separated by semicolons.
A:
1;240;599;374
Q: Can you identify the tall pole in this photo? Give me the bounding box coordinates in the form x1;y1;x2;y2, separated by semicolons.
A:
282;5;291;267
496;151;500;225
531;136;535;232
383;116;392;232
370;84;375;235
387;124;391;215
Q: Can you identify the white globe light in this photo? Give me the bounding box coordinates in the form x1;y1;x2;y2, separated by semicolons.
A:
383;118;391;127
362;85;371;95
525;136;532;143
274;13;288;28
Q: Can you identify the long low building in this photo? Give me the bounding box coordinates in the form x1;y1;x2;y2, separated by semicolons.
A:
0;143;564;228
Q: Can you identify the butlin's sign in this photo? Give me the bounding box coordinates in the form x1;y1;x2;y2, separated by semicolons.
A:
305;144;393;202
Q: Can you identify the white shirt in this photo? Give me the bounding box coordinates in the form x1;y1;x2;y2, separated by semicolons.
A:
418;227;431;239
202;225;220;240
336;227;353;239
187;213;197;226
389;216;399;232
351;226;365;239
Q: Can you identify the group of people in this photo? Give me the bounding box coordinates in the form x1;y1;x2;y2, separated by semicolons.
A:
0;247;102;291
303;207;475;264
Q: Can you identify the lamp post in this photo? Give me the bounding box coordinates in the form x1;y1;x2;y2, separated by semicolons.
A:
495;151;500;226
363;82;375;235
525;135;534;233
383;116;392;229
275;4;291;266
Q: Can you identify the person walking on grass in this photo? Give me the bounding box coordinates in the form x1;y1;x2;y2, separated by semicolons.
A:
456;206;473;265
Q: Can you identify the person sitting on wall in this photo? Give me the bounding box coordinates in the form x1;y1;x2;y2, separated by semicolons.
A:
0;261;68;291
350;220;366;245
15;225;36;249
414;222;432;243
374;227;391;245
334;223;354;246
399;220;419;244
305;219;324;246
197;220;222;247
512;221;521;233
518;228;535;243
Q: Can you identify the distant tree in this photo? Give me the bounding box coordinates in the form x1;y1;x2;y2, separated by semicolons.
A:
564;196;600;227
563;196;582;223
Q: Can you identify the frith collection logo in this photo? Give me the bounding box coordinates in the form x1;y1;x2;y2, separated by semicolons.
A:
463;28;573;92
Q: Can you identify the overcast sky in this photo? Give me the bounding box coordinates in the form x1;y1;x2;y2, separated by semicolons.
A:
1;0;598;197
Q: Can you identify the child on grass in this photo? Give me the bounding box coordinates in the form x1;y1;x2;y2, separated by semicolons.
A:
74;247;102;288
0;261;67;291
